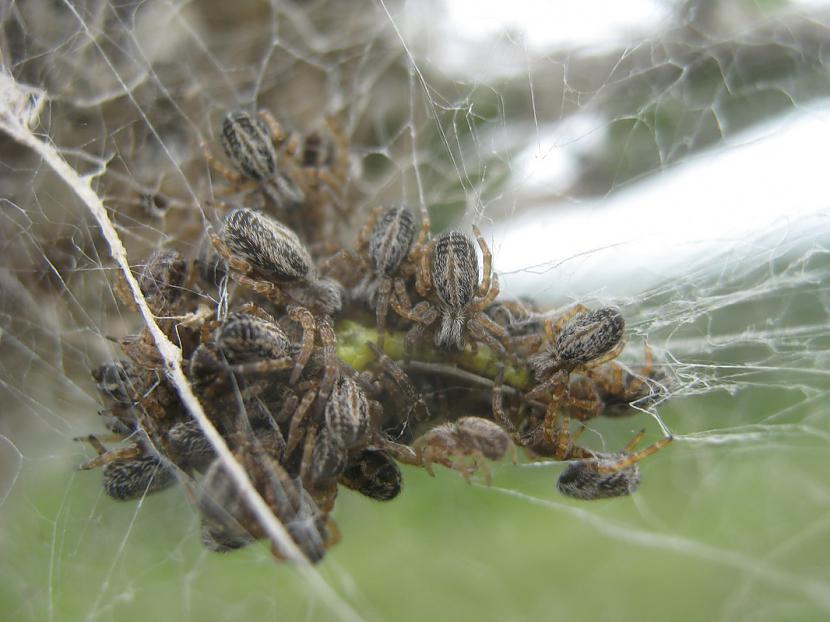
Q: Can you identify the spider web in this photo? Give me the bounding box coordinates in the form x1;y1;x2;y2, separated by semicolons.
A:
1;1;830;621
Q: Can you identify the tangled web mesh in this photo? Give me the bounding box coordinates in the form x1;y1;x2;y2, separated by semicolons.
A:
1;1;829;621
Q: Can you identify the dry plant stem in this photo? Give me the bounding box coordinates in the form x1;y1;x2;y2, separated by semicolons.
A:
0;73;363;622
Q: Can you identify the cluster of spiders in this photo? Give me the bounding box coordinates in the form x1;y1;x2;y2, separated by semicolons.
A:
80;107;672;563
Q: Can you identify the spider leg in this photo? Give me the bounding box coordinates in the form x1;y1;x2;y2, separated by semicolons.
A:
77;436;143;471
281;132;303;160
299;423;318;484
225;357;295;376
417;445;454;477
579;335;628;372
258;110;287;145
593;434;673;474
234;274;286;305
415;239;434;298
625;342;654;399
375;278;393;348
313;317;339;415
467;317;509;359
492;365;511;430
396;302;439;361
470;450;492;486
564;379;604;422
287;305;316;385
201;142;243;184
367;342;428;422
409;208;431;262
209;231;252;275
234;302;275;322
392;278;411;310
470;311;514;355
324;115;351;186
285;389;318;457
542;408;567;460
471;224;493;297
357;206;384;250
474;272;501;311
525;368;567;402
372;434;421;467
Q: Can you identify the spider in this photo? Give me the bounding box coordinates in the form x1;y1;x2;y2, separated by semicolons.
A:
91;360;171;432
197;415;339;561
492;366;671;497
211;207;343;315
485;297;545;357
277;375;373;507
77;434;176;501
361;341;430;427
391;226;510;359
342;205;430;346
76;426;194;501
284;373;374;505
114;248;191;317
555;430;655;500
411;416;515;485
586;343;671;417
203;109;304;210
488;305;671;493
323;375;371;450
203;110;350;237
550;343;669;421
188;311;297;406
522;306;628;419
339;448;402;502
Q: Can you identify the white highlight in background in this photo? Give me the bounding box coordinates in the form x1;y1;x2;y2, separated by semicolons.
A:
444;0;668;50
488;104;830;300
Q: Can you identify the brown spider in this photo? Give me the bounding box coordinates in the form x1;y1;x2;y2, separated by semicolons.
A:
114;248;192;317
76;434;176;500
391;226;510;359
520;306;628;420
362;341;430;426
211;207;343;315
203;110;351;240
339;205;430;346
197;423;338;561
339;448;402;502
586;343;671;416
287;374;374;505
323;375;371;450
555;431;658;500
412;416;514;485
188;311;296;405
491;306;672;496
91;360;176;432
492;366;670;499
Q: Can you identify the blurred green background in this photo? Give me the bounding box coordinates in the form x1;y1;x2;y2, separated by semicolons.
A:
2;1;830;621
